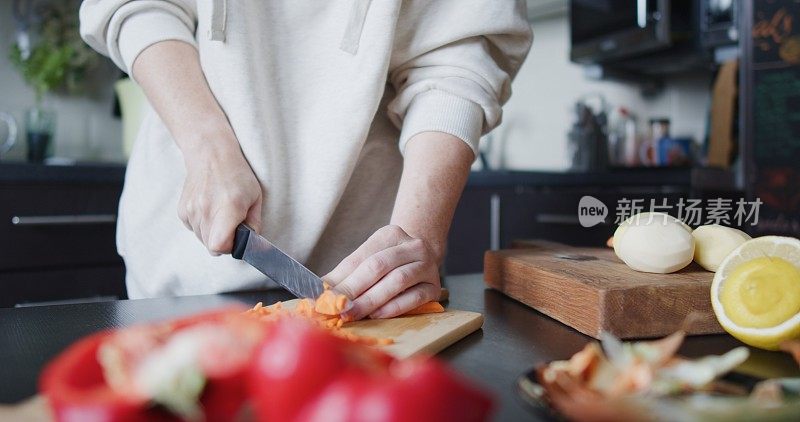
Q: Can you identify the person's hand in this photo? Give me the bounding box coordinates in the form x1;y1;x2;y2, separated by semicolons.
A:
323;225;441;320
178;137;262;255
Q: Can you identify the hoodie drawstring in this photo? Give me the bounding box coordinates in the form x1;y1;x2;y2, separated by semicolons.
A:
340;0;372;54
209;0;227;42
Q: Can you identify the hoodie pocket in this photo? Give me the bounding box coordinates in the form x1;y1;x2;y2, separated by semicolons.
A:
340;0;372;54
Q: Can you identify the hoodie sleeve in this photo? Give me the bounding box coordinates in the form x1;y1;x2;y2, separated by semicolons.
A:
80;0;198;77
387;0;532;158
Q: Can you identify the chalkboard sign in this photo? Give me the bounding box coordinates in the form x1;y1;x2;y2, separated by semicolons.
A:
745;0;800;236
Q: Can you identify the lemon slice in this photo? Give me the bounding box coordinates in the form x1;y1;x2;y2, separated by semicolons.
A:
711;236;800;350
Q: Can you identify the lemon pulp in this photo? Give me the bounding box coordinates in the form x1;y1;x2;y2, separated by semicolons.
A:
720;257;800;328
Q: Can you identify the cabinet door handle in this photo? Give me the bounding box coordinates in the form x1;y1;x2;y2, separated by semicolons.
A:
11;214;117;226
15;295;119;308
535;214;581;225
490;193;501;250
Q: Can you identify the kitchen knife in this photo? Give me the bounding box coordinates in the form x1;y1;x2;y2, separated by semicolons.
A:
232;224;325;299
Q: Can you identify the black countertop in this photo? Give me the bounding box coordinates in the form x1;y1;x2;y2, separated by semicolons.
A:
0;162;126;184
1;274;794;420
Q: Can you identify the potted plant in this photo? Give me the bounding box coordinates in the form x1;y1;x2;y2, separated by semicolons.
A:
8;0;100;162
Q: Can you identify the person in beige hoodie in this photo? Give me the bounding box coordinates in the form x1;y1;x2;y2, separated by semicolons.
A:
80;0;532;320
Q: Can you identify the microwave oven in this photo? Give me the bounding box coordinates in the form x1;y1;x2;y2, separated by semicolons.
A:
570;0;697;64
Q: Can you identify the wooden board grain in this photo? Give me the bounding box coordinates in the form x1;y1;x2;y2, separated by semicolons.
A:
484;241;724;339
344;310;484;358
280;299;484;359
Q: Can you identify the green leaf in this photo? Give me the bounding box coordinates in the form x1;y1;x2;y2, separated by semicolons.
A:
7;0;102;99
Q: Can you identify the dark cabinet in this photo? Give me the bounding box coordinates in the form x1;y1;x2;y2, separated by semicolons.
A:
499;187;691;247
443;188;494;276
0;163;127;307
444;169;743;275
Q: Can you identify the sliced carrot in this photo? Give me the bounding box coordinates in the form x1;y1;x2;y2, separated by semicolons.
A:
245;291;393;347
402;301;445;316
246;285;441;346
314;290;348;316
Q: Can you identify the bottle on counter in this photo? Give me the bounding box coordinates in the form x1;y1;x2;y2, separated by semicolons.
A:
607;107;638;167
640;118;670;167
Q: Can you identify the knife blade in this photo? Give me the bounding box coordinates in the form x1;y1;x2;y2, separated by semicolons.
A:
231;224;325;299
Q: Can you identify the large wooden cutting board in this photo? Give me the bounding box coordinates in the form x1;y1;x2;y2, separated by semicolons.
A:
484;241;724;340
281;299;484;358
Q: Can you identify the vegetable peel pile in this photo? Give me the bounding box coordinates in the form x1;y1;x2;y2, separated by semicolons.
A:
539;330;750;399
536;330;800;422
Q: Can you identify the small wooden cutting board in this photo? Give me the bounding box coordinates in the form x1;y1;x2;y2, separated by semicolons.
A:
280;299;484;359
484;241;724;339
344;310;484;358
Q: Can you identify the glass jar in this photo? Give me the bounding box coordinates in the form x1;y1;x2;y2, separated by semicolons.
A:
25;106;56;163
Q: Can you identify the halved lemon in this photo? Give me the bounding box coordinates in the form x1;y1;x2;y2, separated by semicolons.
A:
711;236;800;350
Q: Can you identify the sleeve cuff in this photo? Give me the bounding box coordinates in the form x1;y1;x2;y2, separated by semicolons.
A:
117;9;198;77
398;90;484;159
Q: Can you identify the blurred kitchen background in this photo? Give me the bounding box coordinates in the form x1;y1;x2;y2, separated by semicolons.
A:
1;0;799;306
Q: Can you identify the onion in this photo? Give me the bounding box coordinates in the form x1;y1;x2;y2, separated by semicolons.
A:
613;212;695;274
692;224;751;272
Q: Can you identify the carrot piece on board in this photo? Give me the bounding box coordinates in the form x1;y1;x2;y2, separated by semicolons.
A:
314;290;348;316
403;301;445;316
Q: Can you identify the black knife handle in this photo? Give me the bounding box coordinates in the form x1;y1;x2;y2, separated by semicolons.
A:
232;224;251;260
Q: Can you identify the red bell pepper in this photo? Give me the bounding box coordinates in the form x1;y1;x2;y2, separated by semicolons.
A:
40;308;258;422
41;308;493;422
39;331;160;422
249;317;494;422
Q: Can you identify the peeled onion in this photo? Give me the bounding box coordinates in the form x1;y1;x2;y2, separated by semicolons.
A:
613;212;695;274
692;224;751;272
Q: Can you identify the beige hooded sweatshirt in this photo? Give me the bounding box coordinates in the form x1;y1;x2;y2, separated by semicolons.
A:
80;0;532;298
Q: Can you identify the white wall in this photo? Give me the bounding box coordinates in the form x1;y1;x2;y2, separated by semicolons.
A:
0;4;124;163
486;13;711;171
0;7;710;169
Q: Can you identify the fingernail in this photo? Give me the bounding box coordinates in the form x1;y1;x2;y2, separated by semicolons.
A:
341;300;354;314
340;311;356;322
341;303;360;321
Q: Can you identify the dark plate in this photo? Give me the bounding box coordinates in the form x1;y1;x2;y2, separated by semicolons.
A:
516;369;562;421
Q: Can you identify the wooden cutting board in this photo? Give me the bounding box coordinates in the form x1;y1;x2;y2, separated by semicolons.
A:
484;241;724;339
280;299;484;358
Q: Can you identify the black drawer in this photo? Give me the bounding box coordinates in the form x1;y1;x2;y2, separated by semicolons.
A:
0;265;126;307
0;183;123;271
502;189;690;247
445;188;494;274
